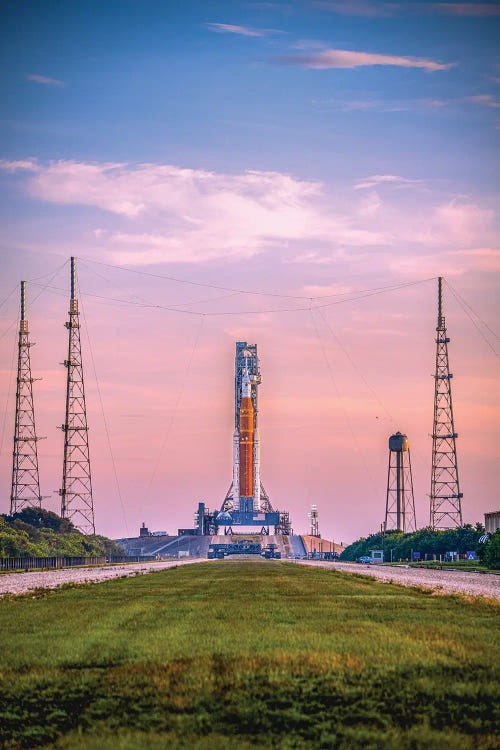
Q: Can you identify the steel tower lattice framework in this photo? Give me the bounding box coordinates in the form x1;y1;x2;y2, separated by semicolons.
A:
10;281;43;513
59;257;95;534
429;277;463;529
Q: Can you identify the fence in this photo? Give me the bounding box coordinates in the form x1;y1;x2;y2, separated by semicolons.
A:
0;554;176;571
0;556;107;571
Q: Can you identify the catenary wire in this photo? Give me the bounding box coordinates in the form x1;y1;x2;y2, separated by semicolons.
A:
82;256;435;302
142;314;206;509
0;313;20;467
77;280;130;535
444;280;499;358
309;307;379;494
28;276;436;317
78;257;242;308
317;307;396;425
0;284;20;311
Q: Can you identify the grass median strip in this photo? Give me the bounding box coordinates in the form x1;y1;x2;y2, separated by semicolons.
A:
0;561;499;749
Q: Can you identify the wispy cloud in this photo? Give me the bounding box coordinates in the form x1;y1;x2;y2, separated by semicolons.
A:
315;94;500;112
26;74;65;87
465;94;500;108
276;49;453;72
449;248;500;271
0;159;386;264
315;1;500;16
206;22;273;37
313;1;398;15
432;3;500;16
315;97;447;112
354;175;424;190
1;161;497;272
0;159;39;172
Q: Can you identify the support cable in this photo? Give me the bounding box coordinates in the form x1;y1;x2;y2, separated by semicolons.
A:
142;314;205;510
317;307;396;425
83;257;434;302
309;307;378;494
78;257;241;308
77;280;129;535
0;313;19;463
28;276;435;317
0;284;20;311
444;280;498;358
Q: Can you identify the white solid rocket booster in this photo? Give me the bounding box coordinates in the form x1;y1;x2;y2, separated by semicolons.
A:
253;427;261;511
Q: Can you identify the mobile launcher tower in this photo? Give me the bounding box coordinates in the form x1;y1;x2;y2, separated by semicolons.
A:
195;342;291;535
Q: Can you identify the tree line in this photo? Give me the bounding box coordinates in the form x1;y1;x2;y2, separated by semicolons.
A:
340;524;500;569
0;508;124;558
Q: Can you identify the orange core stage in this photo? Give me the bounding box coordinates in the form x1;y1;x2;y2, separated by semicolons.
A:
239;395;254;497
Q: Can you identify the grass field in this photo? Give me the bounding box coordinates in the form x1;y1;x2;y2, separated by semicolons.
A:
0;561;499;750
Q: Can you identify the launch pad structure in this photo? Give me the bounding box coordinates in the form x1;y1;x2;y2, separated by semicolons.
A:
189;342;292;536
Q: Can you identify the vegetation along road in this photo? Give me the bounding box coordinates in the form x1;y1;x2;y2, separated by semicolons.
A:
299;560;500;600
0;559;204;597
0;560;498;750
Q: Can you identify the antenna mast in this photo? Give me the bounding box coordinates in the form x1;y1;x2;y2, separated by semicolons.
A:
59;257;95;533
430;277;463;529
10;281;43;513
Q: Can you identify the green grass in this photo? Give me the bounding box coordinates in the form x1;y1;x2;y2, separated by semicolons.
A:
0;561;499;750
405;560;490;571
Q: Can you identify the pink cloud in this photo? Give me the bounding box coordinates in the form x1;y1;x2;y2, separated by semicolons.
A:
0;160;387;263
277;49;454;71
27;74;65;87
465;94;500;109
449;248;500;272
0;159;39;172
206;23;269;37
434;201;495;245
354;174;423;190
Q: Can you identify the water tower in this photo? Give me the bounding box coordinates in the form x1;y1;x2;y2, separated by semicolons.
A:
384;432;416;533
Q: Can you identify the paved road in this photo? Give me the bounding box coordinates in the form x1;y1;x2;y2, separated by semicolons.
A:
296;560;500;600
0;559;205;597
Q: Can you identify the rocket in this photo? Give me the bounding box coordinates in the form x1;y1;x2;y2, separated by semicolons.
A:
239;366;254;509
231;351;262;513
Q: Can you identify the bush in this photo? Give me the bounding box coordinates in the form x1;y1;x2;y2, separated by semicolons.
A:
480;531;500;570
341;524;486;564
0;510;124;558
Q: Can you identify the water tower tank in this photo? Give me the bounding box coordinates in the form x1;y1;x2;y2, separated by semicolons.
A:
389;432;409;453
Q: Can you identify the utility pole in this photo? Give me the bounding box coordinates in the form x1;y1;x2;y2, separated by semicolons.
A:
10;281;43;513
430;277;463;529
59;257;95;534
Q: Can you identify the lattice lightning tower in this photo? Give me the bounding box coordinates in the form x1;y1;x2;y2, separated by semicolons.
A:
59;257;95;534
10;281;43;513
430;277;463;529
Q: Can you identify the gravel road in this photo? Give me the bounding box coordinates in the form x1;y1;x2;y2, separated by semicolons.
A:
0;559;205;597
298;560;500;600
1;559;499;600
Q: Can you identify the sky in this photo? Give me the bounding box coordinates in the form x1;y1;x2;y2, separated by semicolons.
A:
0;0;498;544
